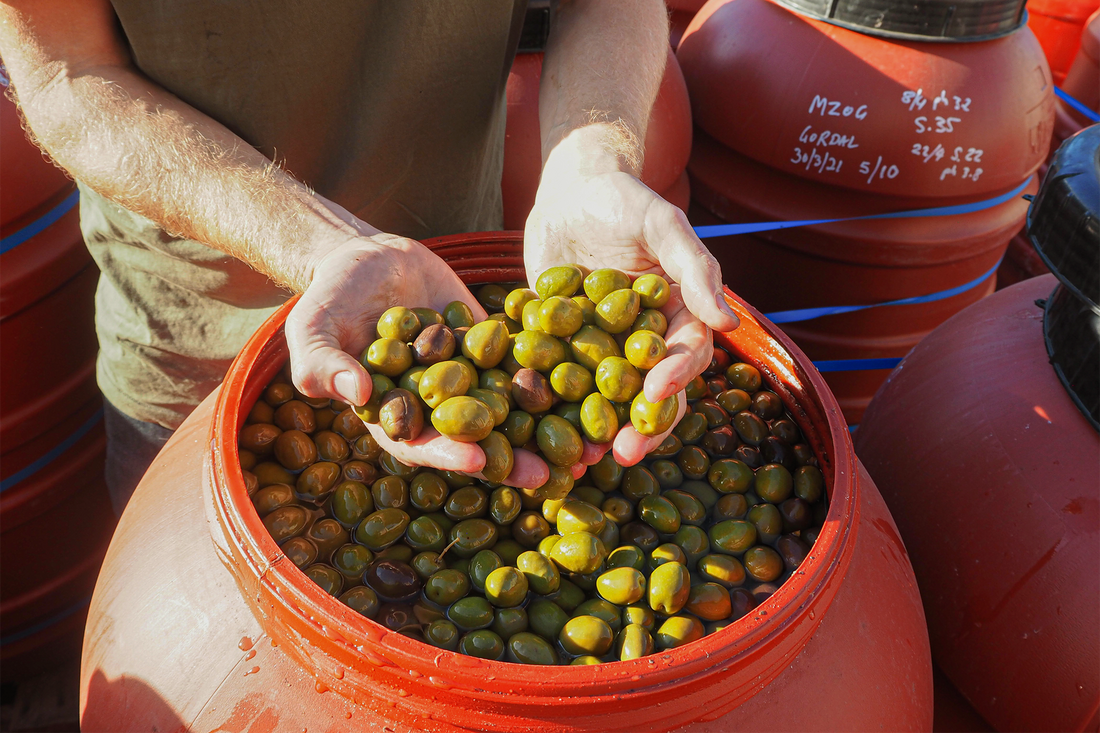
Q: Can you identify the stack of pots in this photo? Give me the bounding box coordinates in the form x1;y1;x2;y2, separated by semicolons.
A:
677;0;1054;424
79;232;932;732
502;47;692;231
855;127;1099;731
1027;0;1100;85
0;88;114;680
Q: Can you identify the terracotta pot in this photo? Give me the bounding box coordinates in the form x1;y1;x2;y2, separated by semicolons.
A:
1028;0;1100;85
0;89;74;236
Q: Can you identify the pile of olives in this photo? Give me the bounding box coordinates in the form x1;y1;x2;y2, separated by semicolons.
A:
238;277;827;665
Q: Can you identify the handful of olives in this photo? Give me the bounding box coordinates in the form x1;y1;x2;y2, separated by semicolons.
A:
354;265;679;496
240;319;828;665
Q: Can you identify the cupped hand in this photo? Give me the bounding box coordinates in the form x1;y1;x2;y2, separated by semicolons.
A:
284;233;549;487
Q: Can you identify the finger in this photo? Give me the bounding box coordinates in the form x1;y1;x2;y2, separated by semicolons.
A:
502;449;550;490
611;390;688;466
644;292;712;402
285;298;371;405
643;200;740;333
365;423;487;474
581;439;610;465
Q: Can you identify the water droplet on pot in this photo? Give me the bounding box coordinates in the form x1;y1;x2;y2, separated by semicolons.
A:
334;667;345;679
409;669;423;678
315;681;329;694
244;649;256;661
244;666;260;676
398;689;409;697
238;636;254;651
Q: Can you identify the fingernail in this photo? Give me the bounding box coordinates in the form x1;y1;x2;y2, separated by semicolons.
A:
716;293;739;324
334;371;360;405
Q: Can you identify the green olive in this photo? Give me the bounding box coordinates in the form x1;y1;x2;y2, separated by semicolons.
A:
596;515;620;551
616;623;655;661
506;632;556;664
595;567;646;605
733;411;769;446
425;618;460;650
463;550;502;595
595;357;643;403
478;431;514;484
632;274;671;309
621;465;660;502
528;599;569;640
477;368;513;400
459;629;505;659
708;459;754;494
431;396;494;442
354;508;411;551
695;399;730;429
462;319;510;369
371;475;409;511
654;614;704;650
583;268;632;303
505;288;539;321
572;598;622;633
698;554;746;587
743;545;784;582
554;402;583;430
606;545;646;572
685;375;708;401
340;586;380;618
571;656;603;665
448;518;498;558
794;465;825;503
725;363;762;392
589;453;624;491
332;543;374;580
714;493;748;522
303;564;344;597
648;542;688;571
535;265;584;300
406;473;447;513
538;296;584;338
364;338;414;378
411;308;444;330
537;534;562;556
376;306;421;342
484;566;529;607
295;461;341;504
444;487;488;522
493;606;529;640
486;486;521;525
594;289;641;334
673;525;711;566
536;415;584;467
638;495;681;534
512;511;551;548
601;496;634;527
717;388;752;414
283;536;318;569
622;604;656;630
685;582;733;621
521;298;544;332
555;500;606;536
418;361;472;409
550;532;606;574
352;375;394;424
448;595;495;631
539;465;575;500
559;615;614;657
755;464;793;503
351;432;383;462
647;561;690;615
443;301;476;329
708;520;757;555
632;309;668;337
405;516;447;553
550;578;586;613
624;330;667;371
568;325;622;371
630;392;679;436
549;362;594;403
577;392;618;444
573;296;597;325
466;389;509;428
516;550;561;594
425;568;471;606
677;445;711;481
513;331;567;372
412;551;446;581
499;410;536;448
747;503;783;543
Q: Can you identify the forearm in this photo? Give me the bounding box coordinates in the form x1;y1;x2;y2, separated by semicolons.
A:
538;0;668;173
1;10;363;292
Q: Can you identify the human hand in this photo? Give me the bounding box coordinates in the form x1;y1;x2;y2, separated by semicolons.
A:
525;129;739;466
285;233;550;488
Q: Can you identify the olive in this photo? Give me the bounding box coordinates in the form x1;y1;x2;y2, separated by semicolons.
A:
493;606;529;640
602;496;634;525
262;505;311;546
363;338;413;378
677;445;711;480
708;459;754;494
376;389;423;442
485;486;520;526
553;402;582;430
264;382;294;406
725;363;762;392
550;579;587;614
252;482;295;517
654;614;704;651
538;465;575;500
780;497;813;533
648;543;688;571
713;493;749;522
332;543;374;581
630;392;679;436
695;399;730;429
273;400;316;434
595;357;643;403
283;536;318;569
373;307;419;343
424;568;470;606
698;554;746;588
459;629;505;659
596;515;620;551
521;298;544;332
512;512;551;548
619;521;660;553
247;400;275;425
407;308;442;331
448;596;496;631
751;583;780;605
461;319;510;369
462;550;501;595
709;520;757;555
589;453;624;491
241;457;259;478
550;532;606;575
673;525;711;566
684;582;732;621
272;429;316;471
506;631;556;664
733;445;764;469
312;431;349;463
559;615;614;657
354;374;396;424
405;516;447;553
743;545;784;582
412;551;447;580
449;355;480;389
702;426;739;456
306;518;349;560
572;598;622;633
478;431;514;484
624;330;667;371
649;461;682;491
684;375;708;401
583;268;632;303
296;461;341;504
760;436;796;470
536;415;584;467
556;500;606;536
431;396;494;443
537;534;562;556
425;619;460;650
504;288;539;321
674;413;707;445
647;562;690;615
351;432;383;462
622;604;656;630
547;363;592;404
364;559;421;603
442;301;476;330
511;368;553;414
751;390;784;420
528;599;569;641
468;388;510;426
538;296;584;338
473;283;507;313
354;507;411;550
415;361;468;410
484;566;529;607
632;274;670;309
535;265;584;300
253;462;294;488
732;410;771;447
595;567;646;605
513;331;567;373
755;464;793;504
448;518;499;558
369;475;408;511
777;534;811;571
648;434;683;458
516;550;560;594
606;545;646;572
729;587;759;620
793;443;818;467
569;325;622;371
793;465;824;503
340;586;380;619
573;296;597;325
638;495;681;534
621;466;660;502
677;479;719;511
494;410;535;451
594;289;641;334
632;308;667;337
716;389;752;414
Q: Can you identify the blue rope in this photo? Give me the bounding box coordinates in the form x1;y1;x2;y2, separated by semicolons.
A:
1055;87;1100;123
0;408;104;492
0;595;93;646
813;357;904;372
0;188;80;254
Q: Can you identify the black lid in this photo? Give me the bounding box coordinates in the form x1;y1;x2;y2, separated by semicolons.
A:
770;0;1026;41
1027;124;1100;310
1043;284;1099;431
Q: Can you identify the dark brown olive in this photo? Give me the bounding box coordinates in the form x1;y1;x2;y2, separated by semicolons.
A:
706;376;730;398
342;460;378;485
777;534;812;571
619;521;660;553
314;407;337;432
677;445;711;481
733;411;769;446
511;369;553;414
332;408;369;441
283;536;318;569
252;483;295;517
707;347;732;375
378;388;425;442
716;389;752;414
253;461;295;487
512;511;551;549
239;423;281;456
377;602;419;633
296;461;342;504
264;382;294;406
713;493;749;522
313;430;350;462
751;390;784;420
793;443;818;467
780;498;813;532
247;400;275;425
306;518;349;560
351;433;383;463
241;467;259;492
733;445;763;469
694;399;730;429
274;400;316;433
729;587;759;620
702;426;738;456
364;559;422;603
273;429;316;471
769;418;801;444
760;436;797;471
262;505;310;544
412;324;457;366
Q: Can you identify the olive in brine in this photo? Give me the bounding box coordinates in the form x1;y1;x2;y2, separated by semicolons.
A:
425;619;459;650
596;567;646;605
620;521;660;553
794;465;825;503
516;550;560;595
550;532;606;575
273;400;316;434
655;615;704;651
448;518;499;558
725;363;762;392
755;464;793;503
273;429;316;471
647;561;690;615
263;505;310;544
489;486;522;525
306;518;349;560
638;495;681;534
507;632;556;664
354;508;411;551
559;615;614;657
333;543;374;581
283;536;318;569
743;545;784;582
617;623;655;661
296;461;341;503
709;520;757;555
484;566;529;607
303;564;344;597
340;586;380;619
697;554;746;587
686;582;733;621
252;483;295;517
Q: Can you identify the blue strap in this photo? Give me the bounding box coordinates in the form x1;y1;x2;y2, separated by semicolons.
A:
1055;87;1100;123
0;595;93;646
0;408;104;492
812;357;904;372
0;188;80;254
693;177;1031;240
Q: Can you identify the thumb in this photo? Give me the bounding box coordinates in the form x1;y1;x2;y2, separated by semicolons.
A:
285;301;372;406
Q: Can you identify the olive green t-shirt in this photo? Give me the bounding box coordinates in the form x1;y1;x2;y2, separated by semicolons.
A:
83;0;525;428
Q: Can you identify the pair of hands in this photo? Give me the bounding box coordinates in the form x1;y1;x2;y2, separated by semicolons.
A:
286;165;739;489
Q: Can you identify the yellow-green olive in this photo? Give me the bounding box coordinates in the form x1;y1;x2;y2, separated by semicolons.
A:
647;562;690;615
594;289;641;334
538;296;584;338
569;325;622;371
431;396;494;443
376;306;421;342
632;274;671;309
536;415;584;467
630;392;679;436
616;623;655;661
363;338;414;377
550;362;594;403
595;567;646;605
535;265;584;300
632;308;668;337
443;301;476;329
595;357;643;403
624;330;667;371
579;392;618;444
478;431;515;484
462;319;510;369
513;331;567;372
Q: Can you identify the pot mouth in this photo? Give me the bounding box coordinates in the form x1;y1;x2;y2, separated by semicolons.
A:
769;0;1027;42
207;232;860;727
